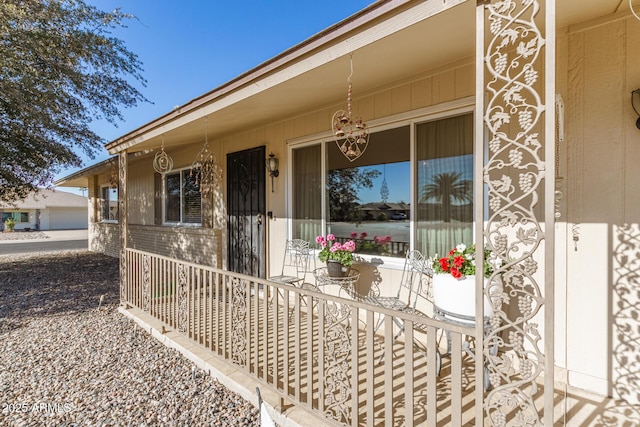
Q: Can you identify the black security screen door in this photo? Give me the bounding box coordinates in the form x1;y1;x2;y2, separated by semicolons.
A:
227;146;266;278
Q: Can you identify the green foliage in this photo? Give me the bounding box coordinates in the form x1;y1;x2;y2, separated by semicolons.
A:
0;0;148;202
350;232;391;255
431;243;495;279
327;167;381;222
316;234;356;267
4;217;16;231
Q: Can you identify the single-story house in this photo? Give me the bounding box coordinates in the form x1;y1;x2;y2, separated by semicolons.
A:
358;202;410;221
56;0;640;425
55;158;120;257
0;188;88;231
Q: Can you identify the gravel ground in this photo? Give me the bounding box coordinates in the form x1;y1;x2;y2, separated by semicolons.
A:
0;250;260;426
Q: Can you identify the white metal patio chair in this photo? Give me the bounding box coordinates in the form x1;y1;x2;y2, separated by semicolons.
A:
267;239;316;320
370;250;438;368
267;239;313;286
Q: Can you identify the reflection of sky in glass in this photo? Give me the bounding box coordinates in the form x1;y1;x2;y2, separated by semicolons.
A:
358;162;409;204
355;155;473;204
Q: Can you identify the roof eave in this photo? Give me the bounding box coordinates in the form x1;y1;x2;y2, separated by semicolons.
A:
54;157;118;188
104;0;420;154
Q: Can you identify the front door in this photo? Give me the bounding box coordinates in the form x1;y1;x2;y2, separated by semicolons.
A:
227;146;266;278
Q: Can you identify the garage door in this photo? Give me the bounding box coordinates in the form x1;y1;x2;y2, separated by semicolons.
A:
48;208;88;230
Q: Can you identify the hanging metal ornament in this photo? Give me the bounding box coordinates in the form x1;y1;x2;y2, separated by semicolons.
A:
332;54;369;162
153;135;174;174
109;159;118;189
190;117;222;196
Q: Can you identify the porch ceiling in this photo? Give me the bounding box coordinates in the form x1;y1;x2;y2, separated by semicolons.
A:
106;0;622;155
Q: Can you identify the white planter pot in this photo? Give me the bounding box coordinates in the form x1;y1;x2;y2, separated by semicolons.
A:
432;274;494;322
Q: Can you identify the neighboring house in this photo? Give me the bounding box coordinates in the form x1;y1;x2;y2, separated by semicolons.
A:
56;1;640;424
358;202;410;221
55;158;120;257
0;188;88;231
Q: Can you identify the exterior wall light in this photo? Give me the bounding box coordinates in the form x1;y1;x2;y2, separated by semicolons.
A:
632;89;640;129
266;152;279;192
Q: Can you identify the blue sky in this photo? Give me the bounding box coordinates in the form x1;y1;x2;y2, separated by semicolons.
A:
56;0;375;191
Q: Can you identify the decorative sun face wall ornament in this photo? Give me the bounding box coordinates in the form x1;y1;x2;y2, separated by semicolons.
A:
152;135;173;174
332;54;369;162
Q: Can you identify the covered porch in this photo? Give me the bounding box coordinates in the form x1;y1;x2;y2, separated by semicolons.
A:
121;248;614;426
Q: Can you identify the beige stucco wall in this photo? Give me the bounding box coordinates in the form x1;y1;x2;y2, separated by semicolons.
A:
88;174;119;257
556;11;640;400
218;60;476;295
127;155;155;226
126;141;221;228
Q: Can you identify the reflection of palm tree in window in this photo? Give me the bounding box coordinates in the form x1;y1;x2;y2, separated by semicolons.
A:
419;172;472;222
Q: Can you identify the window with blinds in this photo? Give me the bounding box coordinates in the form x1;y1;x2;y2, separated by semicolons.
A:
100;186;119;222
164;168;201;224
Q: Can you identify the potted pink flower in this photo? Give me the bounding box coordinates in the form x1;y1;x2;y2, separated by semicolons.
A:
316;233;356;277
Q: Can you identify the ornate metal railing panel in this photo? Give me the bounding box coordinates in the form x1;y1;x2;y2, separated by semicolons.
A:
478;0;554;425
612;224;640;417
123;248;499;426
322;300;353;424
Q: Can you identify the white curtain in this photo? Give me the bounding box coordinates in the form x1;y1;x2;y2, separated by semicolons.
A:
292;144;322;243
415;113;474;258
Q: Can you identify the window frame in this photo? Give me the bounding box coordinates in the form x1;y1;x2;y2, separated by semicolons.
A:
100;185;119;223
162;166;202;226
287;100;476;270
2;211;29;223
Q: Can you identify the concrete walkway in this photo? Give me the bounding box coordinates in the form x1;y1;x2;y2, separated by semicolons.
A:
0;229;87;243
0;229;88;255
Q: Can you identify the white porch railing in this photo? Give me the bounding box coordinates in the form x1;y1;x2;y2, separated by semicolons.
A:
124;248;489;426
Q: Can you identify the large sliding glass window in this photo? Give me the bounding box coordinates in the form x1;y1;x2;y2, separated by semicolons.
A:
327;126;410;258
416;113;474;257
291;111;474;262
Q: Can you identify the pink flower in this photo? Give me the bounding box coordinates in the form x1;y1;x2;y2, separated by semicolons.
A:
350;232;358;238
343;240;356;252
327;234;335;241
316;236;326;247
329;242;342;252
360;232;367;239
